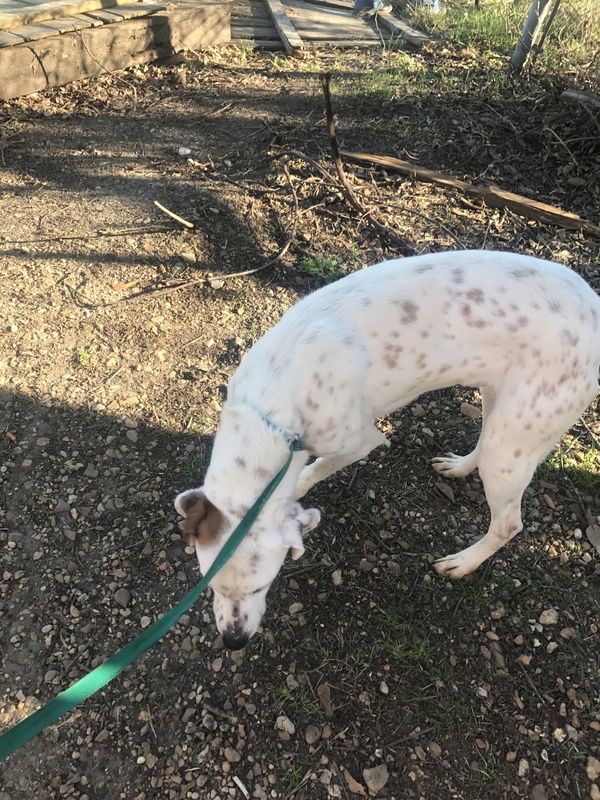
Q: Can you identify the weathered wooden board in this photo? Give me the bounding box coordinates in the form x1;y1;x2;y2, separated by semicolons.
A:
0;3;162;45
263;0;302;52
0;0;132;31
377;13;432;46
0;2;231;98
283;0;380;38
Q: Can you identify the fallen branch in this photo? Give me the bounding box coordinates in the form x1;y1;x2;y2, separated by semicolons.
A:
320;73;414;253
340;150;600;238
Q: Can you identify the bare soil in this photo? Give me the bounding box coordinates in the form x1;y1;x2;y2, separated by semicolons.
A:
0;44;598;800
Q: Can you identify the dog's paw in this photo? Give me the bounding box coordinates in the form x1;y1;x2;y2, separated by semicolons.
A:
434;549;478;579
295;469;314;500
431;452;476;478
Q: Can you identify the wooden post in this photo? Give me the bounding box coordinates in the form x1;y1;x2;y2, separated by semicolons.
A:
509;0;554;72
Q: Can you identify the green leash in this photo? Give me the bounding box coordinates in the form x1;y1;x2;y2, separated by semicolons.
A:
0;439;301;762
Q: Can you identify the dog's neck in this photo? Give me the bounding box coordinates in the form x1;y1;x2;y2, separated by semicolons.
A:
203;403;307;514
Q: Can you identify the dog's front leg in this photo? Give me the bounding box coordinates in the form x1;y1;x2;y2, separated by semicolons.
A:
296;426;388;498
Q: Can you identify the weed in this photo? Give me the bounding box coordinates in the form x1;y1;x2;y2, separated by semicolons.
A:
180;453;205;483
298;255;344;282
543;440;599;490
426;696;472;734
75;347;95;372
275;686;322;722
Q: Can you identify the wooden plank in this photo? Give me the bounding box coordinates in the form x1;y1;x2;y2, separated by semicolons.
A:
263;0;303;52
294;0;353;9
0;3;231;99
0;27;26;44
305;37;385;46
0;0;148;31
376;13;432;47
232;36;283;48
232;23;276;33
340;150;600;237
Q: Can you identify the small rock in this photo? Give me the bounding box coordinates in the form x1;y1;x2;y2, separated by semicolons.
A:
36;437;50;447
63;528;76;542
587;756;600;781
212;657;223;673
543;494;556;509
146;753;157;769
379;680;389;695
429;742;442;758
531;785;547;800
518;758;529;777
517;654;532;666
126;430;138;443
506;751;517;762
44;669;58;683
83;464;99;478
460;402;482;419
305;725;320;745
411;404;426;418
140;616;151;629
288;602;303;615
559;627;575;640
546;641;559;653
491;604;506;620
317;683;332;717
209;279;224;289
54;499;70;513
124;418;138;429
275;715;295;735
70;605;80;618
590;785;600;800
362;763;389;795
179;249;196;265
114;588;131;608
539;608;558;625
331;569;342;586
224;747;241;763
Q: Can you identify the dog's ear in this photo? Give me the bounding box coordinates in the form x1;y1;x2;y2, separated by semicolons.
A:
175;490;225;547
282;506;321;560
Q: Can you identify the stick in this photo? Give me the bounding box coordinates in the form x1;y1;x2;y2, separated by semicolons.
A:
153;201;195;229
319;73;413;252
340;150;600;237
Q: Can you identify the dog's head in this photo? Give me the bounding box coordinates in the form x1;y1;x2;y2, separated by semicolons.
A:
175;488;320;649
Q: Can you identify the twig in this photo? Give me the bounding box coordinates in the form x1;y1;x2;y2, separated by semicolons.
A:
319;72;413;253
516;658;545;704
153;201;195;229
1;226;172;245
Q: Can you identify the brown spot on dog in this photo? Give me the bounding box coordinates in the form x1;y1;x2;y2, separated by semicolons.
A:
467;288;485;304
563;329;579;346
391;330;400;339
400;300;418;324
361;297;372;307
440;363;450;373
181;493;224;547
518;316;529;327
235;457;247;469
384;354;398;369
451;268;464;284
548;299;561;313
307;396;319;410
511;268;535;278
461;304;472;317
514;448;522;458
415;263;434;274
255;466;270;479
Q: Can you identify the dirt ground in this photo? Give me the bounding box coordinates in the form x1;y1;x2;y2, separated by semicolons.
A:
0;43;599;800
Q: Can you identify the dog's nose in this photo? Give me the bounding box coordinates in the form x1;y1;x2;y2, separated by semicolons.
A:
222;629;249;650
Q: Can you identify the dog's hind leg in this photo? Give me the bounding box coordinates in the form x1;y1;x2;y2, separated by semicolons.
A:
295;424;388;499
431;385;496;478
434;372;596;579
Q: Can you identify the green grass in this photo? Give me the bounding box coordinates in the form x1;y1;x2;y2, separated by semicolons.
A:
543;440;599;490
408;0;600;75
180;453;205;483
275;686;322;722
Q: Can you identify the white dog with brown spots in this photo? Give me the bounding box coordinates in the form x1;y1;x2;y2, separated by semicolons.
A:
175;250;599;649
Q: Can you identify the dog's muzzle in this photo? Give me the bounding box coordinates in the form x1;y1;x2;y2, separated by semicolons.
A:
222;625;249;650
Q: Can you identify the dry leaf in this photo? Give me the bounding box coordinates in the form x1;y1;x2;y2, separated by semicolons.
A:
586;524;600;556
342;767;366;796
317;683;332;717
